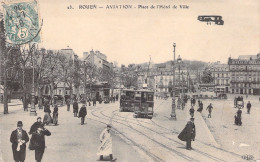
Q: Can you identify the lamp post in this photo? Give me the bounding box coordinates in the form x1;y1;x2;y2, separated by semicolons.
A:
30;45;37;116
171;43;176;119
177;55;182;94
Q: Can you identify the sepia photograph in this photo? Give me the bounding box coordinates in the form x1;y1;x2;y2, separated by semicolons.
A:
0;0;259;161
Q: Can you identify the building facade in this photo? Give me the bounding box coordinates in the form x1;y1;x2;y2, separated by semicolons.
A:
209;63;230;93
228;54;260;95
83;50;108;69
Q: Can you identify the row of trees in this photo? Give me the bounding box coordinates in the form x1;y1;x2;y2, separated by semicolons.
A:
1;19;115;114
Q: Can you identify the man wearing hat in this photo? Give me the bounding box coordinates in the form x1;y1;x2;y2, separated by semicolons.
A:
31;125;51;162
78;103;87;125
29;117;44;135
10;121;29;162
178;118;196;150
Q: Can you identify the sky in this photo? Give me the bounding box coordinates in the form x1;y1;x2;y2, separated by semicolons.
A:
9;0;260;65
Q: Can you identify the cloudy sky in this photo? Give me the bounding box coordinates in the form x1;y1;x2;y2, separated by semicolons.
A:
35;0;260;65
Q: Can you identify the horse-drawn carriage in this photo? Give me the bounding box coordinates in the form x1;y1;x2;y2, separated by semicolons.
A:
234;96;244;109
234;96;244;126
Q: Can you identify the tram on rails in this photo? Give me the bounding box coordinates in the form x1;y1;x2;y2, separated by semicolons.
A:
120;89;135;111
133;89;154;119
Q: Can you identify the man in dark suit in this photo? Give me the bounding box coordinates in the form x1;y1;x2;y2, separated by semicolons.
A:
73;100;79;117
29;117;44;135
31;126;51;162
10;121;29;162
247;101;251;114
78;104;87;125
178;118;196;150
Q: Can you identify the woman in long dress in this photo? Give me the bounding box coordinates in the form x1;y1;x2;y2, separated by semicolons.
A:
43;106;52;125
53;105;58;125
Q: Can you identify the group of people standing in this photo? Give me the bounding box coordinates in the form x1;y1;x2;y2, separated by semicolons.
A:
43;99;59;126
180;97;215;150
10;119;51;162
10;94;120;162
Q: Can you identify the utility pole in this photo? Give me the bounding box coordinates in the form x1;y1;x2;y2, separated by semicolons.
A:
171;43;176;119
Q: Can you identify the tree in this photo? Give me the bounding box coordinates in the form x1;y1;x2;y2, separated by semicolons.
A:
80;60;100;99
0;19;22;114
43;50;60;106
120;65;138;88
56;52;74;104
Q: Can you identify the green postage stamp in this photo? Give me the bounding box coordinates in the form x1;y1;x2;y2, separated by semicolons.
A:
3;1;41;45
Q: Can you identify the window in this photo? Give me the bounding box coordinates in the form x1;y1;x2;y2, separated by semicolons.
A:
147;93;154;101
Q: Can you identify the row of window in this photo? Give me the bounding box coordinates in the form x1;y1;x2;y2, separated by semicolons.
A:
231;77;259;82
230;65;260;70
231;72;260;76
213;73;229;78
231;89;252;94
215;79;229;85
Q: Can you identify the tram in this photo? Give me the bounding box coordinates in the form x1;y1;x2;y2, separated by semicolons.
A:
133;89;154;119
120;89;135;111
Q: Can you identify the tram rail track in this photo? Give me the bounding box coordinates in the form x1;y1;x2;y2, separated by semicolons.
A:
88;101;241;161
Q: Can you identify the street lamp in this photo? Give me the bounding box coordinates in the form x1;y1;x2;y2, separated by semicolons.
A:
30;46;37;116
171;43;176;119
177;55;182;94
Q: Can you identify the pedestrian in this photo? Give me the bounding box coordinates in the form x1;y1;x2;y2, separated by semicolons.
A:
116;94;118;101
31;126;51;162
197;102;203;113
66;98;70;111
53;105;58;125
177;97;182;109
43;99;50;113
93;97;96;106
206;103;213;118
78;103;87;125
189;106;195;117
234;97;237;108
10;121;29;162
178;118;196;150
87;97;91;106
43;103;52;125
29;117;44;135
190;98;193;106
193;98;196;106
246;101;251;114
97;124;115;161
73;100;79;117
235;109;242;126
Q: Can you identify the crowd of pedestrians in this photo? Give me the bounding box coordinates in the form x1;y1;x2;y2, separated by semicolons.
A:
10;94;119;162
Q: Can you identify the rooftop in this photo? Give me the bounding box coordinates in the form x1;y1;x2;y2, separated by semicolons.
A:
238;55;257;60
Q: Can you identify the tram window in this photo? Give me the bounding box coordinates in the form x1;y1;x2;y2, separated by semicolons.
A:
141;92;147;102
135;93;141;100
147;94;154;101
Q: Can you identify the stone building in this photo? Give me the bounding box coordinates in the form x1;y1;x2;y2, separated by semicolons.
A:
209;63;230;93
228;54;260;95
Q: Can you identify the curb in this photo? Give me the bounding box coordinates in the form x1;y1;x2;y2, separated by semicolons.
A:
186;102;220;148
197;112;221;148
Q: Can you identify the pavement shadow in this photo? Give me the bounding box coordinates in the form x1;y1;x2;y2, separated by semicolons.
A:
176;146;187;150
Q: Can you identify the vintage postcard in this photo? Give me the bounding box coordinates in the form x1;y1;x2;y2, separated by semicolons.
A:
0;0;259;161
